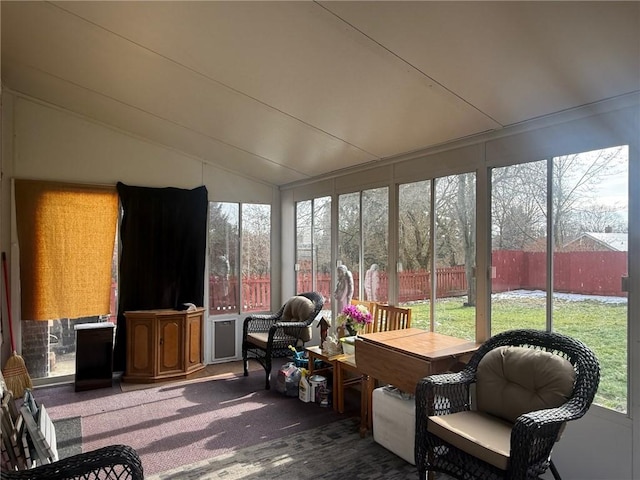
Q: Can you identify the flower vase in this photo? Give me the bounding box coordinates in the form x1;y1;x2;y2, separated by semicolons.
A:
337;326;347;339
340;336;356;355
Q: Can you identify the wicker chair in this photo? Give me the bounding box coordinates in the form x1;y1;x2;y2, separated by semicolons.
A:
242;291;324;389
1;444;143;480
415;329;600;480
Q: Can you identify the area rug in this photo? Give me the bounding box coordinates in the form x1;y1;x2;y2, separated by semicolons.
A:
146;418;421;480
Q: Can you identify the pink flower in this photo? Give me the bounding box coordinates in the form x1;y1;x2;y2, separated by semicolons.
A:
337;304;372;333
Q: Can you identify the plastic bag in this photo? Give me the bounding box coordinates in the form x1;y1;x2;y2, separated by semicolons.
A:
275;362;301;397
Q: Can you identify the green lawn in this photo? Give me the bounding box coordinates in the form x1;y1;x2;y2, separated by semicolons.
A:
404;296;627;413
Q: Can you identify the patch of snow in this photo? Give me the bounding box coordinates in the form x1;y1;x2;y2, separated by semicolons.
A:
492;289;627;304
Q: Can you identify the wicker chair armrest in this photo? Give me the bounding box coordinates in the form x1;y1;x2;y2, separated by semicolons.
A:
243;314;280;334
509;410;570;479
516;399;585;430
269;321;308;342
1;444;143;480
273;321;307;330
422;369;475;388
416;370;475;417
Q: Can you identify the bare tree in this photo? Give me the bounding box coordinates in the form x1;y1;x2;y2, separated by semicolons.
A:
491;161;547;250
573;204;627;234
209;202;239;275
456;173;476;306
242;204;271;275
552;148;626;246
338;193;360;271
362;187;389;270
313;197;332;276
399;181;432;271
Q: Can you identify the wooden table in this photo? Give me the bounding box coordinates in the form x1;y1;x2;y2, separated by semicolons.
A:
354;328;480;431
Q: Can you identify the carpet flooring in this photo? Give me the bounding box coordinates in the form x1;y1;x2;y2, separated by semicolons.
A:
37;360;447;479
36;361;347;476
146;417;420;480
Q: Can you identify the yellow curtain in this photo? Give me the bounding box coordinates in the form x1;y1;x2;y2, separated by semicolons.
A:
15;180;118;321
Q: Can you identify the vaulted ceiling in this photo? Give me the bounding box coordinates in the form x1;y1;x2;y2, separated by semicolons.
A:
2;1;639;187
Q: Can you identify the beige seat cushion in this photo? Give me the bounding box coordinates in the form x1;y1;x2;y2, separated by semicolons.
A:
246;332;271;350
476;346;576;423
428;411;512;470
246;330;302;350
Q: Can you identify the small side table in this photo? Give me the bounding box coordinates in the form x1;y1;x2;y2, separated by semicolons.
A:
305;345;345;411
74;322;116;391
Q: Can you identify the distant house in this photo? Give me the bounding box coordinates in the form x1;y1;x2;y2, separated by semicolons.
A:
520;231;628;252
562;232;628;252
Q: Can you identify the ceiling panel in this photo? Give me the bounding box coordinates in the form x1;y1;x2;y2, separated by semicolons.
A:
2;1;638;187
53;1;501;156
2;61;307;186
322;2;640;125
2;2;376;179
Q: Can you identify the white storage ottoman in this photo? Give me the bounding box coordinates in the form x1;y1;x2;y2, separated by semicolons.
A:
372;386;416;465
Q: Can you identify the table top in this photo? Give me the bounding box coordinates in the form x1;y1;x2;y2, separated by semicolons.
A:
357;328;480;361
305;345;347;361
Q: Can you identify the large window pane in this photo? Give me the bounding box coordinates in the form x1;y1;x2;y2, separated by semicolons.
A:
398;181;431;329
295;197;331;317
552;146;629;413
491;161;547;334
209;202;239;314
489;145;629;414
313;197;332;314
241;204;271;312
338;193;360;300
362;187;388;303
433;173;476;341
296;200;313;293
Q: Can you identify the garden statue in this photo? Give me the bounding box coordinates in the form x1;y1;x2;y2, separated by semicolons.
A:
333;265;354;313
364;263;379;301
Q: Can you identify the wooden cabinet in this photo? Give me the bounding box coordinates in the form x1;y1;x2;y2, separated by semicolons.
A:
123;308;204;383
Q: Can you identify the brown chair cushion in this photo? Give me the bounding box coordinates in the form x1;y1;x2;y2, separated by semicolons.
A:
476;346;576;423
281;295;315;342
428;411;513;470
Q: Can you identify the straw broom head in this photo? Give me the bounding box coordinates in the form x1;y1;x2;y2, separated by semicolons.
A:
2;351;33;398
2;251;33;398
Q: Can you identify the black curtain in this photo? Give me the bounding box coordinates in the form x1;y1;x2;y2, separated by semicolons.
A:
113;182;208;371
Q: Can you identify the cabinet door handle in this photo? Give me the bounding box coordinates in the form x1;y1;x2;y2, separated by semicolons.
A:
159;337;163;345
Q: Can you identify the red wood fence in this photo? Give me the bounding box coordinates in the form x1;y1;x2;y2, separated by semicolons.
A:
209;250;627;313
492;250;627;297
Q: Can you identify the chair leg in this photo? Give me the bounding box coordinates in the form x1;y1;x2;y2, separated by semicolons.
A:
550;460;562;480
242;347;249;377
264;356;272;390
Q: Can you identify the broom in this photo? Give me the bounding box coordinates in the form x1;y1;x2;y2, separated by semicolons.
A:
2;251;32;397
